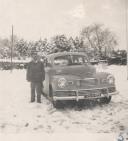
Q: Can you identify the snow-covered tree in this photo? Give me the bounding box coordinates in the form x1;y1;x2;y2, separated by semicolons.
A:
81;24;118;59
51;35;71;53
15;39;28;59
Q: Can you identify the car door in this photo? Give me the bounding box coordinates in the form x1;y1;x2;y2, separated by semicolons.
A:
43;58;51;97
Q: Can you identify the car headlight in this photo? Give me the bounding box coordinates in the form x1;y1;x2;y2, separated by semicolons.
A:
107;75;115;84
58;78;67;88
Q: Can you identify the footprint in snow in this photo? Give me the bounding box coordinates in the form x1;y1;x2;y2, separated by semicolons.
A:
25;123;29;127
37;115;41;118
13;114;17;117
119;125;126;131
38;125;44;128
0;123;6;129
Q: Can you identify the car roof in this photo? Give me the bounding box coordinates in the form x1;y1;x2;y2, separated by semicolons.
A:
47;52;87;60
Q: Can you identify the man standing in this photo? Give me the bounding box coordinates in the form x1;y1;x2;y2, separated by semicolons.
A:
26;50;45;103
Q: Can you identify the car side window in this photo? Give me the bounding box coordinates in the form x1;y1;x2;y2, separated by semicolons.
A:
53;55;88;66
72;55;88;65
73;56;83;64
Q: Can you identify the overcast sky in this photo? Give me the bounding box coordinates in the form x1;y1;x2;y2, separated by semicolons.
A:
0;0;126;49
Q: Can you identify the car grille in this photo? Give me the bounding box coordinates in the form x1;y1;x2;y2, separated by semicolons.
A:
100;88;108;94
78;87;116;96
78;89;101;97
55;91;76;97
54;87;116;97
80;78;97;87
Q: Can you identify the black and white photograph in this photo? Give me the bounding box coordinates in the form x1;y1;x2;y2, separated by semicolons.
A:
0;0;128;141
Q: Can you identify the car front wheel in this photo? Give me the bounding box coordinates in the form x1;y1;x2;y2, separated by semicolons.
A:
100;96;112;104
52;100;64;108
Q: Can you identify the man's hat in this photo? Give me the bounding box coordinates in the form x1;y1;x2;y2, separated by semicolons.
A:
30;48;38;56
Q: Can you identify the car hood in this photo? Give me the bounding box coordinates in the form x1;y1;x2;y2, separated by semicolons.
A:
50;65;96;78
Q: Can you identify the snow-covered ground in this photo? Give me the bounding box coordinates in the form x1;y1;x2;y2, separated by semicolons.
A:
0;65;128;136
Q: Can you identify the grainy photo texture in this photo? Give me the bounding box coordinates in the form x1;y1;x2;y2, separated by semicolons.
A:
0;0;128;141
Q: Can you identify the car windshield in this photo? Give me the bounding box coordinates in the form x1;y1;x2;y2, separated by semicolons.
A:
54;55;88;66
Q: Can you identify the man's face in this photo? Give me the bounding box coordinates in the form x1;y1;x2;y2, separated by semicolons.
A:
32;54;40;61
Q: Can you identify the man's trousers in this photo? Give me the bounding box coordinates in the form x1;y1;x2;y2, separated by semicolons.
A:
30;82;42;103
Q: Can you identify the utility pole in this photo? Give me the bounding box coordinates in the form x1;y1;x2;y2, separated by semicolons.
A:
125;0;128;80
11;25;14;72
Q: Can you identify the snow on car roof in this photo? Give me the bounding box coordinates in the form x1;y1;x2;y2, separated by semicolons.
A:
47;52;87;60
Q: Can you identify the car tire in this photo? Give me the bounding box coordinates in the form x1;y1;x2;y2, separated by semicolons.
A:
49;85;63;108
77;100;85;107
49;84;53;97
100;96;112;104
53;100;59;108
53;100;64;108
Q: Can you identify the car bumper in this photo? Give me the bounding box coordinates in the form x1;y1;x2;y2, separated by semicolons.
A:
53;89;119;101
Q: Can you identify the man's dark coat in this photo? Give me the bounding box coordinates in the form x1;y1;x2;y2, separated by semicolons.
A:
26;61;45;82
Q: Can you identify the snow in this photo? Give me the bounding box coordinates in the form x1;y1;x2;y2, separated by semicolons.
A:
0;65;128;140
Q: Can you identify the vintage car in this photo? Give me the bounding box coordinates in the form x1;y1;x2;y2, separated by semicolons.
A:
43;52;119;107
